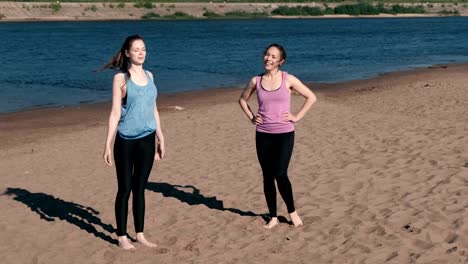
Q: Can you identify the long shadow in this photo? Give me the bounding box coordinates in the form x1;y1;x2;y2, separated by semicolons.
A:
146;182;259;217
3;187;117;245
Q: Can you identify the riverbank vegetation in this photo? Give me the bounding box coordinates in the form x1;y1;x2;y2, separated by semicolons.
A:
2;0;464;22
4;0;468;3
139;1;461;20
271;3;429;16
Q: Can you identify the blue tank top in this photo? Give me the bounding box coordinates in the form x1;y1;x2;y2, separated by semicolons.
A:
118;71;157;140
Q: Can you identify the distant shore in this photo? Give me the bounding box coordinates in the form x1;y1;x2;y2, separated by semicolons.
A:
0;1;466;22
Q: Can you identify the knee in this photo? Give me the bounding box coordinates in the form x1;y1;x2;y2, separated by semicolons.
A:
116;187;131;200
263;175;275;185
275;173;291;185
132;187;146;200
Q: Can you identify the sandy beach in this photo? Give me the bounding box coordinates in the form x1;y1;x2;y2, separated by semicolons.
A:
0;1;467;22
1;64;467;263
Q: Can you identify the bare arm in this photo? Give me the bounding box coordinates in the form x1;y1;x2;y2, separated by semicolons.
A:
103;73;125;166
238;76;262;125
154;105;165;160
283;74;317;123
148;71;165;160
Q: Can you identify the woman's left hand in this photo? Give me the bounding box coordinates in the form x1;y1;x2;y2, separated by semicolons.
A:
282;112;299;123
155;141;165;160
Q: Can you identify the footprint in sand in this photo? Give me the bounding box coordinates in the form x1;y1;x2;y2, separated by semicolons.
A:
402;223;421;234
304;215;322;224
165;236;178;246
184;239;200;253
385;251;398;261
363;225;377;234
153;247;170;254
350;181;364;193
329;227;342;236
412;239;433;250
445;232;458;244
446;246;458;254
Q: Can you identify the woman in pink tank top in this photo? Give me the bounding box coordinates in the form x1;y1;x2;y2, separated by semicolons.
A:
239;44;317;229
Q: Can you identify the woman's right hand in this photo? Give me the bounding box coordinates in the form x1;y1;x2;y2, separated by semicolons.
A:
103;147;113;166
155;141;165;161
251;115;263;125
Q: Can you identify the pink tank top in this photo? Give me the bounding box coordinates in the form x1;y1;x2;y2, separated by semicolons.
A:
256;71;295;134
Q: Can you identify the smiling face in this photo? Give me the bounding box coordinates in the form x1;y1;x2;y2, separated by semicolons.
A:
263;46;284;71
125;39;146;66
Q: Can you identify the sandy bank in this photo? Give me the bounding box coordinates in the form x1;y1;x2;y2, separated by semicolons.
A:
0;1;466;21
0;64;467;263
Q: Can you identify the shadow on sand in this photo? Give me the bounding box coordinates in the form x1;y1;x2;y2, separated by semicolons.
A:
146;182;259;217
3;187;117;245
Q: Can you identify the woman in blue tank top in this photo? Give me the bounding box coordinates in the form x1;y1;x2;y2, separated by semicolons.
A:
102;35;165;250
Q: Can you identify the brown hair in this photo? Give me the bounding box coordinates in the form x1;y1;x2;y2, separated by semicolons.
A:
100;34;144;79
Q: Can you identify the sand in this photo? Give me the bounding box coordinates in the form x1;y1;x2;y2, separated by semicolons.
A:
0;64;467;263
0;2;467;22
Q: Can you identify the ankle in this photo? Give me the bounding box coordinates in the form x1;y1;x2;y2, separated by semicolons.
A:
118;235;128;241
264;217;279;229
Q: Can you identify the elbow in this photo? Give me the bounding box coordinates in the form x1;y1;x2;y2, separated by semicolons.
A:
312;97;317;105
306;97;316;106
310;94;317;104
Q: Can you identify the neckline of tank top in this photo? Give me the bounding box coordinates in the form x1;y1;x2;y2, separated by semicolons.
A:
259;71;285;92
128;71;150;87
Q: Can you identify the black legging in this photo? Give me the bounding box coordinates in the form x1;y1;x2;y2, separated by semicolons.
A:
256;131;296;218
114;131;155;236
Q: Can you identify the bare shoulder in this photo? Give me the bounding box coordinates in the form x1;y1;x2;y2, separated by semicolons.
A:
250;76;258;86
243;76;258;92
285;73;301;83
146;70;154;80
113;72;126;82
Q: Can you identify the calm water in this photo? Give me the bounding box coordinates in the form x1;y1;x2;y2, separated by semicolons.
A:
1;17;468;113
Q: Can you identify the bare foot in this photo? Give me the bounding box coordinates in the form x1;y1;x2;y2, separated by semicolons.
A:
118;236;135;250
289;211;303;227
264;217;279;229
136;233;157;248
